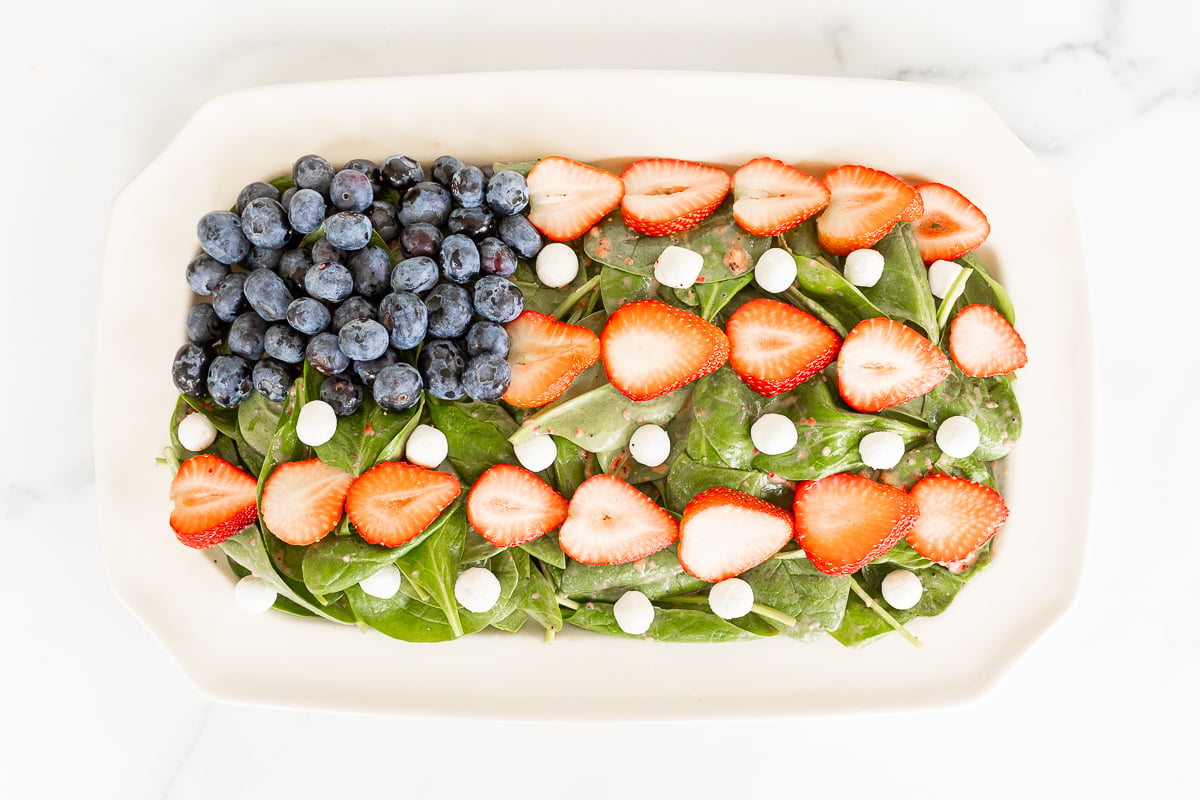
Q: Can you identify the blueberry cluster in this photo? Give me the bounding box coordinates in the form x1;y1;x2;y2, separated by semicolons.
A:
172;153;542;415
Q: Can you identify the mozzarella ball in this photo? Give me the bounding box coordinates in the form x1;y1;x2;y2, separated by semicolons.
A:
844;248;885;288
296;400;338;446
455;567;501;613
359;564;403;600
935;415;981;458
750;413;797;455
858;430;906;469
753;247;797;293
405;424;448;468
628;424;670;467
177;412;218;452
613;590;655;635
653;245;704;289
535;242;579;288
514;434;558;473
927;259;965;299
234;575;277;614
708;578;755;619
881;569;924;610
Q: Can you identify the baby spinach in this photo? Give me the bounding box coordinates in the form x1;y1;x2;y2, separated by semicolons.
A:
236;392;283;456
546;436;591;499
428;397;518;484
559;544;706;602
300;522;439;596
957;251;1016;325
566;602;767;642
181;394;240;440
663;453;792;514
220;524;352;624
863;223;939;340
922;367;1022;462
393;500;469;637
685;367;761;470
740;558;850;641
511;260;591;316
510;384;690;455
518;531;567;571
600;263;654;314
314;395;423;474
168;396;242;468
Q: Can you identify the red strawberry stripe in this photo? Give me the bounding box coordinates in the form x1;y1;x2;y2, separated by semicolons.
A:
793;473;919;576
678;487;794;582
911;182;990;264
620;158;731;237
906;474;1009;562
503;311;600;408
600;300;729;401
948;304;1028;377
836;317;950;412
261;459;354;546
346;462;461;548
467;464;568;547
731;157;830;236
559;474;679;565
817;165;916;256
727;299;841;396
169;454;259;550
526;156;625;242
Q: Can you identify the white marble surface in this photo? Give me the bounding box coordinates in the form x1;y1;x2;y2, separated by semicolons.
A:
4;0;1197;796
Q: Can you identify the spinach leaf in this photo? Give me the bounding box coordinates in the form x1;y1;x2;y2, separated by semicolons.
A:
510;260;590;316
864;223;939;340
521;560;564;635
879;441;996;491
559;544;706;602
428;397;518;483
685;367;762;470
663;453;792;514
518;531;567;570
597;393;694;485
236;392;283;456
180;394;240;440
315;394;423;474
600;263;654;314
168;396;243;468
300;521;440;595
374;395;426;463
491;608;529;633
458;547;524;632
546;436;590;498
740;558;850;640
696;270;756;320
394;501;469;637
220;524;352;624
957;251;1016;325
509;384;690;455
344;584;459;642
921;366;1022;462
566;602;766;642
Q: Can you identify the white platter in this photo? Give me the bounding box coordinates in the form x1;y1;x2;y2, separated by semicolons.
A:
95;71;1092;719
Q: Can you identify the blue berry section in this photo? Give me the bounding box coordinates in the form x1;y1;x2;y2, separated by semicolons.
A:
175;152;544;412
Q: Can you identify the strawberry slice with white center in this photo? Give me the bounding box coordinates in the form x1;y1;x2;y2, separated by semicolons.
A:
899;187;925;222
558;474;679;565
793;472;919;576
727;298;841;396
169;454;259;549
906;474;1009;562
948;304;1028;377
600;299;729;401
837;317;950;412
678;487;794;582
261;459;354;545
525;156;625;241
467;464;568;547
502;310;600;408
731;157;830;236
345;462;461;547
816;165;917;256
620;158;731;236
910;182;990;263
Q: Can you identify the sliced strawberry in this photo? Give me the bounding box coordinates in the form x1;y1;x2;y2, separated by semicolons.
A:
899;188;925;222
836;317;950;412
600;299;729;401
816;165;916;256
793;473;919;576
261;459;353;546
731;157;830;236
526;156;625;241
169;454;258;549
911;182;990;263
502;310;600;408
467;464;568;547
727;298;841;396
906;474;1009;562
620;158;731;236
345;462;461;547
678;487;794;582
948;304;1028;377
558;474;679;565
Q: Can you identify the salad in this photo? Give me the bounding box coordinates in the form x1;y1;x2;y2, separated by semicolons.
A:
163;152;1026;647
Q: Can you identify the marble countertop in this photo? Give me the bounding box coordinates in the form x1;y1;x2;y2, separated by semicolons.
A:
5;1;1196;797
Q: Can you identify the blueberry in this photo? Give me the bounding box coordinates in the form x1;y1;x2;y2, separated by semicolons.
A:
172;342;212;397
423;283;472;338
338;318;390;361
245;245;284;271
379;291;428;350
465;320;509;358
418;339;466;401
353;348;399;387
381;155;424;192
447;207;494;239
486;170;529;216
228;312;268;361
324;212;372;251
431;155;465;187
264;324;306;364
310;237;345;265
207;354;253;408
329;169;374;213
390;256;439;294
481;164;495;181
373;363;423;411
236;181;280;215
286;297;331;335
498;214;543;259
288;188;326;235
212;272;248;322
280;186;297;211
252;357;293;402
399;223;443;258
450;165;486;208
348;246;391;299
472;275;524;323
332;295;377;331
399;182;452;227
304;262;355;302
320;374;364;416
243;268;294;322
439;234;480;284
306;332;350;376
279;249;313;291
343;158;382;192
240;197;290;249
185;254;229;295
186;303;223;344
478;237;518;278
197;210;250;265
463;354;512;402
292;154;335;195
367;200;400;242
